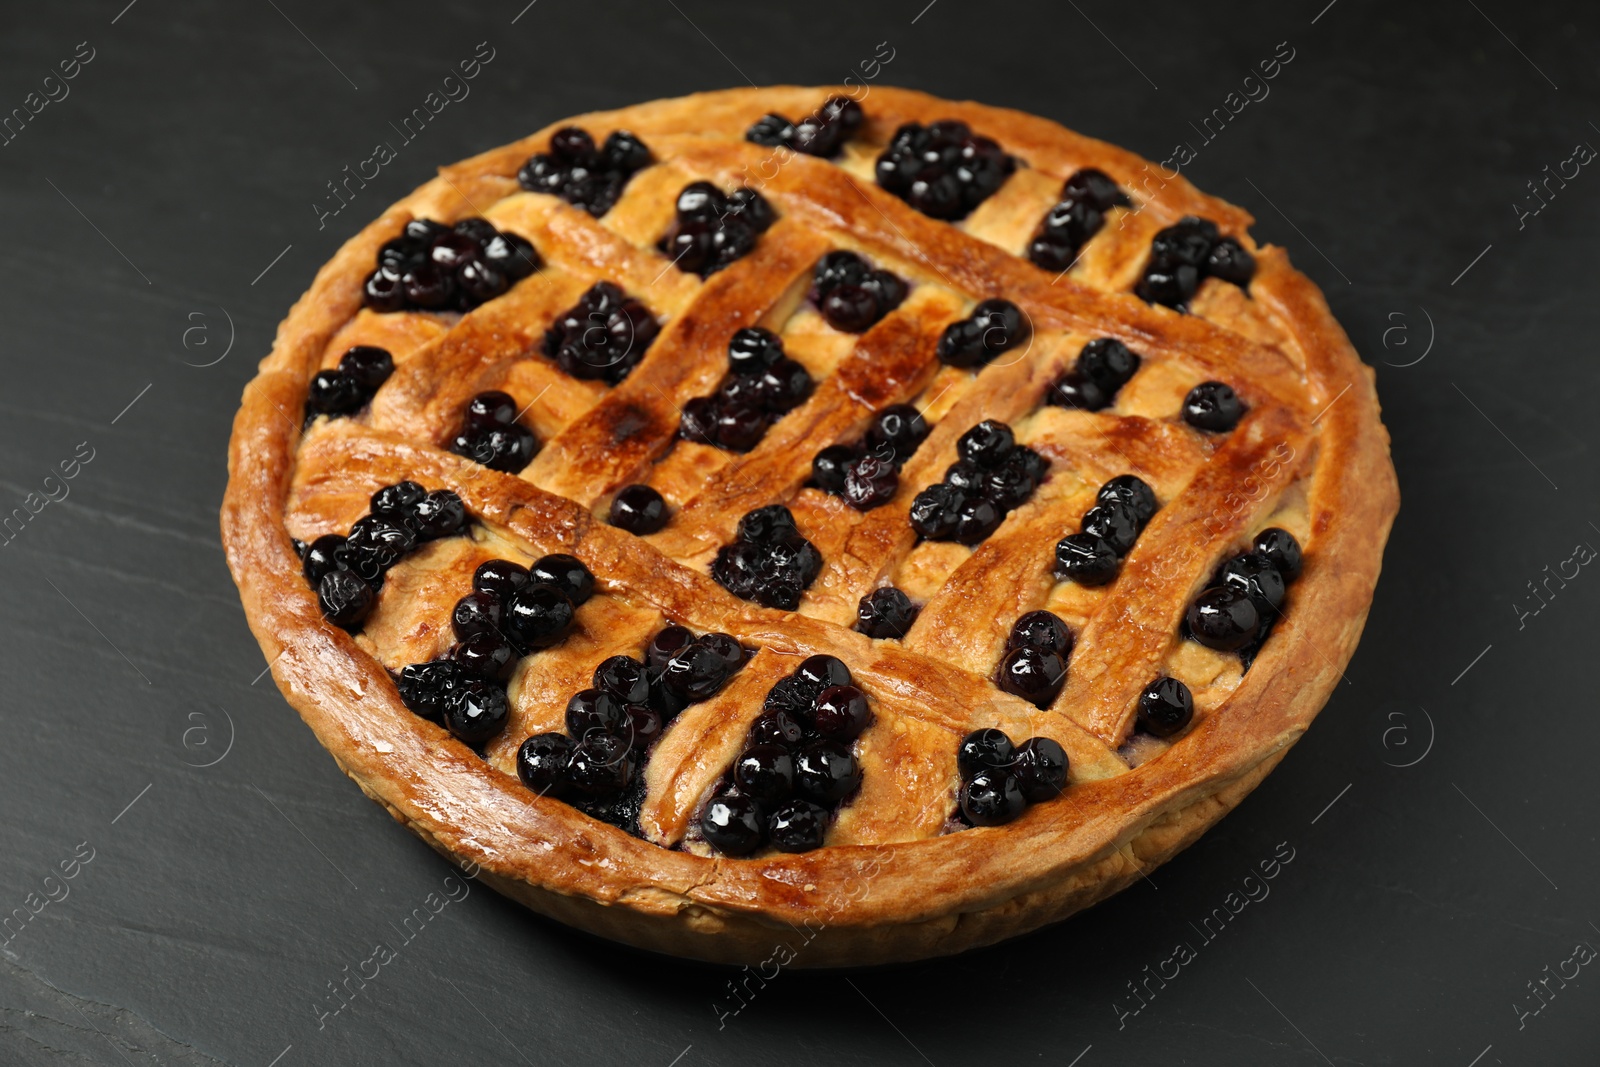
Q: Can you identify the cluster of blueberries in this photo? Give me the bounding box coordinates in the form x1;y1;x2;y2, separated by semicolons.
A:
541;281;661;385
745;95;864;159
874;119;1015;221
1135;216;1256;309
937;299;1031;369
515;626;749;830
712;505;823;612
304;345;394;425
699;654;869;855
449;390;539;474
995;610;1072;709
516;126;654;217
1137;676;1195;739
955;728;1068;827
679;327;814;453
809;250;907;333
909;420;1048;545
811;404;930;512
395;554;593;746
855;586;920;640
1053;474;1159;588
1181;381;1247;433
1185;527;1303;665
1047;337;1142;412
606;484;670;536
658;182;776;278
362;218;539;314
1027;168;1132;273
298;480;470;630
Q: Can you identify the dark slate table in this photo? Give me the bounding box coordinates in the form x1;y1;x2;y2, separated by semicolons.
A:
3;1;1596;1063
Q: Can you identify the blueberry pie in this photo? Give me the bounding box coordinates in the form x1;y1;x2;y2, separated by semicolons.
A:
223;88;1397;966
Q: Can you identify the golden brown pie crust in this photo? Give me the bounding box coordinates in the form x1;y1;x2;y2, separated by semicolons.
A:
221;87;1398;966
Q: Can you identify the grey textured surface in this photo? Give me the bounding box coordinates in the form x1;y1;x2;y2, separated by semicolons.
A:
2;1;1597;1064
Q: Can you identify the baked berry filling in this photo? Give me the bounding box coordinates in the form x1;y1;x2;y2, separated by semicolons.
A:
449;390;539;473
700;654;868;855
1137;677;1194;738
299;481;469;631
874;119;1015;221
955;728;1068;827
658;182;776;277
541;281;661;385
303;345;395;425
1027;168;1131;272
1135;216;1255;309
1182;381;1246;432
908;420;1047;544
937;299;1030;369
515;626;750;833
517;126;653;217
995;610;1072;707
745;95;864;158
808;250;908;333
1184;527;1302;666
711;505;823;610
1053;474;1158;587
607;484;669;535
1046;337;1142;412
362;217;539;314
855;586;920;639
810;403;930;511
679;327;813;453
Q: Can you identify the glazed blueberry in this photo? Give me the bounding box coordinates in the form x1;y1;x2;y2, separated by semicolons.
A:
749;709;806;748
812;443;859;494
516;732;573;797
566;688;629;739
856;586;918;639
467;387;516;427
997;645;1067;708
811;250;868;293
1080;500;1140;555
1098;475;1157;526
1046;371;1109;412
793;741;862;805
481;232;540;280
659;182;773;276
813;685;871;742
796;654;852;696
820;94;864;132
954;496;1003;545
958;420;1016;468
370;480;427;520
875;120;1015;219
472;559;530;601
982;460;1036;511
1254;527;1303;582
1027;231;1081;273
451;591;504;640
453;630;517;682
307;370;364;416
727;327;785;375
960;770;1026;826
608;484;669;534
1077;338;1140;392
934;299;1029;369
679;396;720;444
843;454;899;511
530;554;594;606
1217;552;1287;616
1008;610;1071;657
442;678;509;745
1062;168;1131;210
698;632;747;673
503;583;575;650
452;422;538;473
567;733;637;795
1205;237;1256;287
767;798;829;853
624;703;664;749
1138;677;1194;738
396;660;462;721
746;112;796;147
302;534;348;585
866;406;928;464
593;655;651;705
810;251;904;332
1186;586;1261;652
763;676;812;718
646;625;695;674
1012;737;1069;802
821;285;881;333
738;504;800;544
909;483;966;541
735;744;796;803
1042;196;1104;247
343;515;416;581
412;489;467;540
700;794;766;855
944;460;986;494
757;358;814;411
543;282;661;384
1054;533;1119;586
518;126;652;216
1183;382;1246;432
957;728;1016;778
663;641;730;702
340;346;394;391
